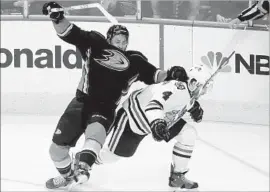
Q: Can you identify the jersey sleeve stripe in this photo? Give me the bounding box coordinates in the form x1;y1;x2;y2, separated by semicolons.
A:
251;13;266;20
242;9;262;21
108;124;116;148
238;1;268;21
134;95;151;132
145;107;163;112
154;69;161;83
128;98;147;134
108;109;124;147
241;2;257;15
145;103;161;110
150;100;164;110
108;111;128;152
57;24;74;37
128;90;151;134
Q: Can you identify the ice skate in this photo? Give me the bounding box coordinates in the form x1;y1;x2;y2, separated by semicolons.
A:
46;152;80;190
68;162;90;191
169;165;198;191
45;171;74;190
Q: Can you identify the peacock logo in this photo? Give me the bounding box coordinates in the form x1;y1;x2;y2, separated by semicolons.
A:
200;51;232;72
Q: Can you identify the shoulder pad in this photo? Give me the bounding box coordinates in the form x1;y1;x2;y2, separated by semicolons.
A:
126;50;148;61
90;30;106;40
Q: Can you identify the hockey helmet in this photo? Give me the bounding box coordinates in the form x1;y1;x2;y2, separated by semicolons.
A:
107;24;129;41
187;64;213;93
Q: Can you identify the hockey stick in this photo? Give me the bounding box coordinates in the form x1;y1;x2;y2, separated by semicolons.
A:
50;3;118;24
167;27;248;128
167;51;235;128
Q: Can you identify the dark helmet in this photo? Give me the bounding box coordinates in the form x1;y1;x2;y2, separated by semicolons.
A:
106;25;129;41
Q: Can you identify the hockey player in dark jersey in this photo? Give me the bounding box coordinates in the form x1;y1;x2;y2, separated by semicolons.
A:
229;0;269;28
42;1;187;190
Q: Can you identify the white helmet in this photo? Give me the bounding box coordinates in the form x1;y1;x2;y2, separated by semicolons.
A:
187;64;213;94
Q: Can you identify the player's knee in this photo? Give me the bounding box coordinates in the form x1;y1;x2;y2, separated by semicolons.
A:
85;122;107;146
175;124;197;146
98;147;121;164
49;142;70;162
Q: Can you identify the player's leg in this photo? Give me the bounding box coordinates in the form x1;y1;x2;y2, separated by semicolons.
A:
167;119;198;189
71;102;116;185
99;108;146;163
46;97;86;189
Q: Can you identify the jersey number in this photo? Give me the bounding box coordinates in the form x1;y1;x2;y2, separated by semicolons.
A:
162;91;172;101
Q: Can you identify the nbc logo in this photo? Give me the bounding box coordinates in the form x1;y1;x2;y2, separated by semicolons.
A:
201;51;232;73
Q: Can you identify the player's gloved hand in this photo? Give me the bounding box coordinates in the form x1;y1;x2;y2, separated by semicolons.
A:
188;101;203;123
151;119;170;142
228;18;241;29
42;2;64;24
166;66;188;82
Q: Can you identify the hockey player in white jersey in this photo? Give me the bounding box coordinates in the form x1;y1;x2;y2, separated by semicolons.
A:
98;64;214;190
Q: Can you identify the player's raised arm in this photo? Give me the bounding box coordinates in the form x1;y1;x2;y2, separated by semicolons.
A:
238;0;269;21
42;2;106;48
229;0;269;28
42;2;72;36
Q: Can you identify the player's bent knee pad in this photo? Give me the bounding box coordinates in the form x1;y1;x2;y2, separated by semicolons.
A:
98;147;122;164
49;142;70;162
174;124;197;146
85;122;107;146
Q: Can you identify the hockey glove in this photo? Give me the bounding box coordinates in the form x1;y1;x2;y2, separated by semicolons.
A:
42;2;64;24
151;119;170;142
188;101;203;123
166;66;188;82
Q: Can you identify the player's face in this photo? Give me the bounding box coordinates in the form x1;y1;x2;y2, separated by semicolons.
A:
188;78;212;96
110;34;128;51
188;78;199;92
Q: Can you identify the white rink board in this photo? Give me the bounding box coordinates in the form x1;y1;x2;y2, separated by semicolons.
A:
163;26;269;125
164;25;193;70
192;27;269;125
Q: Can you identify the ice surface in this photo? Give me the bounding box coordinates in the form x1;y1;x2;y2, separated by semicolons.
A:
1;115;269;191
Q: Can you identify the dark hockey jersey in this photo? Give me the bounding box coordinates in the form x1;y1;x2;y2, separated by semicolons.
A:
58;24;160;106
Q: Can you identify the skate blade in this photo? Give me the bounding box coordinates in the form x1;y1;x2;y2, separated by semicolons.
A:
169;186;199;192
68;173;89;191
45;185;70;191
67;181;81;191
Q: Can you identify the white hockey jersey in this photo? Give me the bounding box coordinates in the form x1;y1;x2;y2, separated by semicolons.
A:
122;80;191;135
